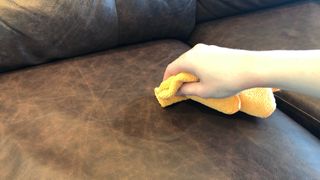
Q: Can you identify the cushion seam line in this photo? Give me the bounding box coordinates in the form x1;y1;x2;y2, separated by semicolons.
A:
275;94;320;123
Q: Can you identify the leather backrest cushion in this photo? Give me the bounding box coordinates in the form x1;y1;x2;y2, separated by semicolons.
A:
0;0;195;72
196;0;297;22
117;0;196;44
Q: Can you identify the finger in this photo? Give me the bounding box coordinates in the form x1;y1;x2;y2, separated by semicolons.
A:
177;82;204;97
163;54;194;80
163;64;185;80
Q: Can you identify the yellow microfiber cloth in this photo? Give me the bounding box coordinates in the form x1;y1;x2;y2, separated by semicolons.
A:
154;72;280;118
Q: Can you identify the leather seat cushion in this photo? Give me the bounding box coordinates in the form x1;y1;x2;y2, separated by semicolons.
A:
0;40;319;179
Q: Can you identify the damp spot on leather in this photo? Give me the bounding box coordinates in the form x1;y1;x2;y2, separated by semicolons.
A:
111;96;198;142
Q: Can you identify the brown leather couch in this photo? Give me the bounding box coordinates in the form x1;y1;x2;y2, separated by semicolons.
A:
1;0;319;179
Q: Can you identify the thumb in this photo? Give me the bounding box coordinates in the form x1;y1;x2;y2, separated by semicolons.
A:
177;82;204;97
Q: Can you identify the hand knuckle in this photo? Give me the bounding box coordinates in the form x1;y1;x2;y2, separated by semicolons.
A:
166;63;174;70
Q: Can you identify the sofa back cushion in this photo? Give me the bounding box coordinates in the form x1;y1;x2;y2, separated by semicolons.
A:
196;0;297;22
0;0;195;72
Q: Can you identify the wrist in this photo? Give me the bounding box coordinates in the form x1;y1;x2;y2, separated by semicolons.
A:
242;51;277;89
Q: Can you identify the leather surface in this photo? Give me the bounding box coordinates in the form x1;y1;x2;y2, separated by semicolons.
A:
276;91;320;122
189;1;320;138
116;0;195;45
275;91;320;138
196;0;297;22
0;0;195;72
1;40;320;179
190;1;320;50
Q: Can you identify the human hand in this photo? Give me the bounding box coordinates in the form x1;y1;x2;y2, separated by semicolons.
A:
163;44;257;98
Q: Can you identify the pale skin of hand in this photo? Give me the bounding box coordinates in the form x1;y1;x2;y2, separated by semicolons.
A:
163;44;320;99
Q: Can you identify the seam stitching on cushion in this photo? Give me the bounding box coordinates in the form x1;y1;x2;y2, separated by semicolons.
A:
275;94;320;123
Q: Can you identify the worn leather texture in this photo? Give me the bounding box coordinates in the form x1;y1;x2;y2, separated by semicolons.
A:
0;0;195;72
1;40;320;179
196;0;298;22
1;0;320;178
189;0;320;137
